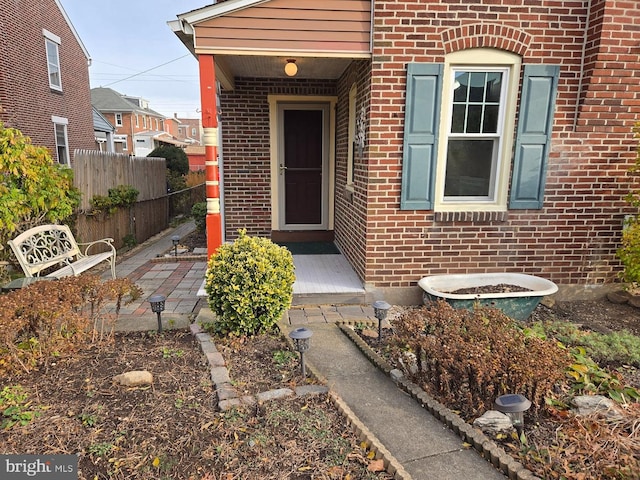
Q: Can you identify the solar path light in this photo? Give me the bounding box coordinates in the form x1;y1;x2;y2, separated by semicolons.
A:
372;300;391;343
149;294;166;333
494;394;532;435
171;235;180;258
289;327;313;377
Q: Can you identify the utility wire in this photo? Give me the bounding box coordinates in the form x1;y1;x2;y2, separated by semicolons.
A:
103;54;191;87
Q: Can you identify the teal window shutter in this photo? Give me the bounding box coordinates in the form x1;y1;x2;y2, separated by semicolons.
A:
400;64;443;210
509;65;560;209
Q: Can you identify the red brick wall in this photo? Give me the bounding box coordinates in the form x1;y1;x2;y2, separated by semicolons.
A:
219;78;336;240
0;0;94;163
334;60;372;284
362;0;640;290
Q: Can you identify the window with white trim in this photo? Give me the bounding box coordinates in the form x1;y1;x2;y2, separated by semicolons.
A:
135;114;139;127
400;53;559;212
43;30;62;91
115;113;123;126
434;50;520;211
52;116;69;165
143;116;147;129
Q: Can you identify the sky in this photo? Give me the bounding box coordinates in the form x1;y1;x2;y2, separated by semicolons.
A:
59;1;211;119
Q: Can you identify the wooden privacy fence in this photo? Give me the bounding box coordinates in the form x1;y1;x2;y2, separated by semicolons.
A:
73;150;167;211
73;150;169;248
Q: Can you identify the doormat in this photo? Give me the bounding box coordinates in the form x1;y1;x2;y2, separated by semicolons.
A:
277;242;340;255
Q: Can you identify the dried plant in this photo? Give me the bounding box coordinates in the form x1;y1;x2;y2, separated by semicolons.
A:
0;274;141;376
391;300;570;418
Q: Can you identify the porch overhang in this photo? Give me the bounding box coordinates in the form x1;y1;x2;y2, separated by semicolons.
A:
169;0;372;91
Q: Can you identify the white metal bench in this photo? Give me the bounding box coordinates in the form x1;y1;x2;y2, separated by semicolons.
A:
8;224;116;279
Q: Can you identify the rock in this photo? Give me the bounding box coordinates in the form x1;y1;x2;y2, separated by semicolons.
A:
367;459;385;473
113;370;153;386
607;290;631;304
361;329;378;339
540;296;556;308
572;395;623;420
473;410;514;435
628;295;640;309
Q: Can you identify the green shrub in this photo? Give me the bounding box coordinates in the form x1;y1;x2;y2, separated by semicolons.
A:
90;185;139;215
204;230;295;336
0;123;80;261
617;121;640;288
191;202;207;233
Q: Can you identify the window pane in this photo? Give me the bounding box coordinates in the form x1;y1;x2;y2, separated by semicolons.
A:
54;124;68;164
453;72;468;102
485;72;502;102
468;72;486;102
444;139;495;197
451;104;466;133
483;105;499;133
466;105;483;133
46;40;61;88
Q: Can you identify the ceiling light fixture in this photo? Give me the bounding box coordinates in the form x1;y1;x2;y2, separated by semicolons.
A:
284;59;298;77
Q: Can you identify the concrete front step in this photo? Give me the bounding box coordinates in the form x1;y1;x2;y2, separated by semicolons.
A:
292;291;370;306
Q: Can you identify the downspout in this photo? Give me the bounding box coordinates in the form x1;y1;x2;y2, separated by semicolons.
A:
200;54;223;256
574;0;592;131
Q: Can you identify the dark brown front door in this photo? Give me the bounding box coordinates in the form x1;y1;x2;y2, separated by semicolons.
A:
283;109;323;225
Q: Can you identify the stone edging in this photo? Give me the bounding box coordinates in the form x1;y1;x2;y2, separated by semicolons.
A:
189;322;411;480
338;321;542;480
152;255;208;263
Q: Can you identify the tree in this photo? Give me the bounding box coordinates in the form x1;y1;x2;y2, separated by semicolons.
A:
148;145;189;192
0;123;80;261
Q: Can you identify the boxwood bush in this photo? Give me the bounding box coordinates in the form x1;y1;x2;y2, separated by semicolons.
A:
204;230;295;336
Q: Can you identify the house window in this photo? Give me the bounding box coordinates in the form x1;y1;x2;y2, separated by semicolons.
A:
51;116;69;165
155;119;159;130
115;113;123;127
135;114;139;127
442;69;507;201
346;83;357;190
400;50;559;211
191;127;196;136
114;134;128;153
43;30;62;91
143;116;147;129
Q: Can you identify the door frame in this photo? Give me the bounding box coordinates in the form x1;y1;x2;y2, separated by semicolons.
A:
268;95;336;232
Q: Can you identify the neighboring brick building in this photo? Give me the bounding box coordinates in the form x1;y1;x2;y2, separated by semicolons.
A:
172;0;640;302
91;88;187;156
174;115;202;145
0;0;95;164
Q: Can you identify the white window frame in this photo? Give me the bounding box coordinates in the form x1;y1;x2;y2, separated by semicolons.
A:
114;134;128;151
135;114;139;128
143;116;147;129
43;29;62;91
51;116;70;165
115;113;123;127
434;49;521;212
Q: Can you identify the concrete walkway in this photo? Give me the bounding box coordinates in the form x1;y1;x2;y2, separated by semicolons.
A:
109;224;508;479
279;315;506;480
101;221;206;331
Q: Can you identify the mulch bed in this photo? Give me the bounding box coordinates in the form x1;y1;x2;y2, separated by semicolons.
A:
1;330;393;479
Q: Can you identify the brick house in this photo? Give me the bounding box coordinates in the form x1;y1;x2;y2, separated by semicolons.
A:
91;87;188;156
174;115;202;145
171;0;640;303
0;0;95;165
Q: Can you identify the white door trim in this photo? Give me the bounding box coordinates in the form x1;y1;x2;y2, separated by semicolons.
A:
268;95;336;231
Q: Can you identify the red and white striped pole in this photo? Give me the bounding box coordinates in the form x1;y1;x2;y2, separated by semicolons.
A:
198;54;222;257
